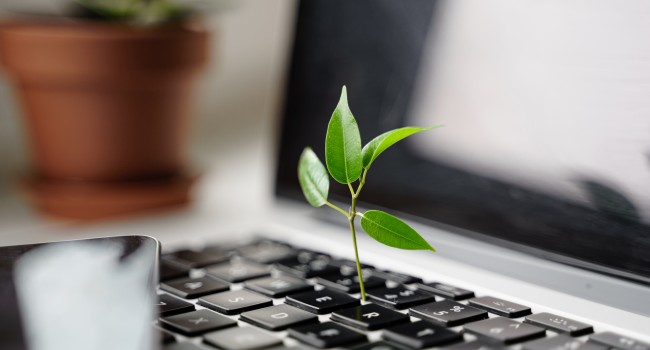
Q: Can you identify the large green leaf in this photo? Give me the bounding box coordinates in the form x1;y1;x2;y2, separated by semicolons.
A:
360;210;435;251
298;147;329;207
325;86;363;184
362;126;439;169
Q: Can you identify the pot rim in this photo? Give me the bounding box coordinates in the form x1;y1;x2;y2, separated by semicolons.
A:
0;19;208;40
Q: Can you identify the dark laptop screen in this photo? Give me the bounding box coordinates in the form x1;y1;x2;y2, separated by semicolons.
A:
276;0;650;284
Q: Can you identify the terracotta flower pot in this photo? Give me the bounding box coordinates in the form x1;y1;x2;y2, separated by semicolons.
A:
0;20;209;220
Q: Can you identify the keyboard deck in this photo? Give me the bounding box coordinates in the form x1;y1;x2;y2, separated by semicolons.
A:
156;238;649;350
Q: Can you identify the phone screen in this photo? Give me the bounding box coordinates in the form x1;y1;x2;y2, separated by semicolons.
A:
0;236;159;350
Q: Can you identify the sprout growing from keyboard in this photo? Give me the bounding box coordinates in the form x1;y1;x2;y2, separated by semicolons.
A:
297;86;438;301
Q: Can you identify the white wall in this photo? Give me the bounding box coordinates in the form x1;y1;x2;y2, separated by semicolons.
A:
0;74;26;196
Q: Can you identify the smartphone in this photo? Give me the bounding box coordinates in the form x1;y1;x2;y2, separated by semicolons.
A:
0;235;159;350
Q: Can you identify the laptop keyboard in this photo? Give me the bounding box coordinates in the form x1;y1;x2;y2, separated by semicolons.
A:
157;238;649;350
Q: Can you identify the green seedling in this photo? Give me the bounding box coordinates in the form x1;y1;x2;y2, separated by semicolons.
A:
298;86;439;301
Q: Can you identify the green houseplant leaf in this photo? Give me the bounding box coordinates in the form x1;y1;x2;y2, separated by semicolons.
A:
298;147;329;207
360;210;436;251
325;86;363;184
362;126;439;169
298;86;439;301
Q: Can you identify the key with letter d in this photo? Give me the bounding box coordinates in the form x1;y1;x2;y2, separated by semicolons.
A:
240;304;318;331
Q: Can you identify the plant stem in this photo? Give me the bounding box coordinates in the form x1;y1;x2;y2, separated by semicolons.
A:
348;182;356;197
325;201;349;217
354;168;368;197
349;169;368;301
325;198;365;301
348;209;367;302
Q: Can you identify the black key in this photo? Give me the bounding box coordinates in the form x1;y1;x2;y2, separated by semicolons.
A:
524;313;593;336
331;259;375;270
155;326;176;344
382;321;463;349
589;332;650;350
410;300;487;327
198;290;272;315
373;270;423;284
158;293;195;316
468;296;532;318
331;303;410;330
317;273;385;293
206;260;270;283
525;335;608;350
367;286;435;309
285;289;359;314
161;276;229;299
463;317;545;345
276;257;339;278
339;264;376;276
203;326;281;350
444;340;507;350
295;249;331;263
288;322;366;348
201;244;239;258
164;343;209;350
240;304;318;331
244;275;312;297
353;341;411;350
160;260;189;281
163;249;230;269
237;240;297;264
160;309;236;336
417;282;474;300
162;333;175;345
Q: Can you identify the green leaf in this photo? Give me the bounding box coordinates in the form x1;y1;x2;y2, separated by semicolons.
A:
362;126;440;169
325;86;363;184
298;147;329;207
360;210;436;251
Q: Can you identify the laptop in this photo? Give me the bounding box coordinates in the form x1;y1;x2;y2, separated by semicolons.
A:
268;0;650;342
3;0;650;349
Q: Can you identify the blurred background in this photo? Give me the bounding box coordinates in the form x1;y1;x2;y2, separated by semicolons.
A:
0;0;297;236
0;0;648;253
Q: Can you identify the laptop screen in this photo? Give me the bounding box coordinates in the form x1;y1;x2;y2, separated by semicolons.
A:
276;1;650;284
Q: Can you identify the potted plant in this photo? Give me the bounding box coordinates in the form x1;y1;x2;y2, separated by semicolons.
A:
0;0;217;220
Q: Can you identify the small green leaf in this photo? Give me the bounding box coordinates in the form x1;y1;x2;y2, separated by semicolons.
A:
325;86;363;184
360;210;436;251
361;126;440;169
298;147;329;207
